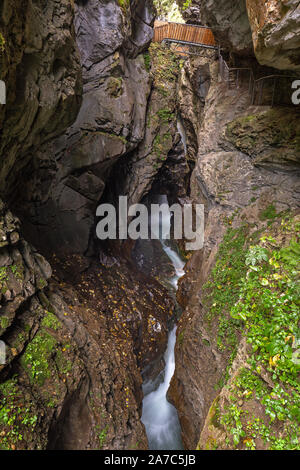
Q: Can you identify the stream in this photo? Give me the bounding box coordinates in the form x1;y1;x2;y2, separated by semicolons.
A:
141;213;185;450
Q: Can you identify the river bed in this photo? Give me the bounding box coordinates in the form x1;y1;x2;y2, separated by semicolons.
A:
141;233;185;450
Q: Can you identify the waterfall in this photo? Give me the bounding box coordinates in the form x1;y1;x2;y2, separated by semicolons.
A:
141;195;185;450
141;327;183;450
161;242;185;288
177;117;187;155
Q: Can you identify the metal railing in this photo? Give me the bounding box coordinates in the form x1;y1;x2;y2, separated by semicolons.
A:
219;52;298;106
219;51;255;101
252;74;298;106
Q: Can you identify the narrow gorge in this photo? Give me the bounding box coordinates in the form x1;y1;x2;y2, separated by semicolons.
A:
0;0;299;451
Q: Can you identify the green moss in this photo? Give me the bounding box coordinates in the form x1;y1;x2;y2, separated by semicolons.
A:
209;396;222;429
259;204;277;221
226;108;300;154
11;263;24;280
37;278;47;289
149;43;179;86
153;132;172;161
97;424;108;449
156;109;175;123
182;0;192;10
21;331;57;385
143;52;151;72
118;0;129;11
41;311;62;331
218;215;300;449
0;377;38;450
178;330;185;345
0;267;8;289
202;223;254;351
55;350;72;375
106;77;123;98
0;32;5;53
0;315;9;330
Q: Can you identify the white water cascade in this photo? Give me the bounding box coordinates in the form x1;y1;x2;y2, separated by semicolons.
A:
141;196;185;450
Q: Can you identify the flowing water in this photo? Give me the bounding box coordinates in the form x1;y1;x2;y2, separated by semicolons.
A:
141;326;183;450
141;204;185;450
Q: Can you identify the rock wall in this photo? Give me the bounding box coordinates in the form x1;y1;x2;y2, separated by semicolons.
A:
0;199;155;449
1;0;300;452
0;0;179;451
0;0;82;195
246;0;300;71
177;0;300;70
102;43;182;210
177;0;254;55
168;18;300;450
9;0;155;256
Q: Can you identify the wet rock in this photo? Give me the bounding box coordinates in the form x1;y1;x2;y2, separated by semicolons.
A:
169;52;300;450
9;231;19;245
105;43;180;208
0;198;175;450
246;0;300;71
11;0;152;256
0;0;82;195
225;107;300;170
177;0;253;55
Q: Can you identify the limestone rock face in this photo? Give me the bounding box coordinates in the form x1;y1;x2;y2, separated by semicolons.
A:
0;0;177;451
226;107;300;170
177;0;254;55
12;0;153;256
246;0;300;71
0;0;82;195
107;43;180;208
179;0;300;70
168;53;300;450
0;200;148;449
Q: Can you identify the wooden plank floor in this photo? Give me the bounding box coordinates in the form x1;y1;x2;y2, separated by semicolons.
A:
153;23;216;47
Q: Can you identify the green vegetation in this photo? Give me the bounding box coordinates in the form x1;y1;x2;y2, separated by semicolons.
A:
0;377;38;450
143;52;151;72
118;0;130;12
0;32;5;53
0;267;8;293
259;204;278;221
11;264;24;280
21;331;57;386
106;76;123;98
205;214;300;449
182;0;192;10
156;108;175;123
146;43;179;166
203;222;257;354
226;108;300;154
154;0;183;21
231;223;300;391
41;311;62;331
153;132;172;161
178;330;185;345
37;277;47;289
97;424;108;449
0;266;7;282
0;316;9;330
150;43;179;89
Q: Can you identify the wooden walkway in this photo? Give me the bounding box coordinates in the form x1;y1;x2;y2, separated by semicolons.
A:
153;22;217;49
